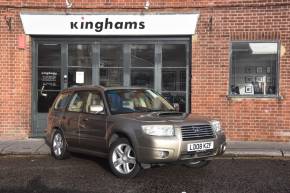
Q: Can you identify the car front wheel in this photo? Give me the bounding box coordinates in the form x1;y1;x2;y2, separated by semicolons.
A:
109;138;141;178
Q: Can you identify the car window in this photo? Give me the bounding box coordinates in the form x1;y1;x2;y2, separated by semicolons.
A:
54;93;71;111
105;89;175;114
85;92;105;114
67;92;88;112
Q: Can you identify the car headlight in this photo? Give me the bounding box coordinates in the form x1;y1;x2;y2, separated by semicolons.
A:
210;120;221;132
142;125;174;136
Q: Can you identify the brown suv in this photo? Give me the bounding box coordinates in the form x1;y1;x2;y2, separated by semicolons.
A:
46;86;226;178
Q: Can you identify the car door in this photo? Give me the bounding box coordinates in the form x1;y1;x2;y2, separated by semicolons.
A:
62;91;88;147
79;91;107;153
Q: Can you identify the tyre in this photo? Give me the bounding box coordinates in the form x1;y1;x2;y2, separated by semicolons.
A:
184;160;211;168
51;130;69;160
109;138;141;178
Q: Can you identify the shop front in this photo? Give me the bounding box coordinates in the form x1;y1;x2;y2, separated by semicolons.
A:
20;13;199;136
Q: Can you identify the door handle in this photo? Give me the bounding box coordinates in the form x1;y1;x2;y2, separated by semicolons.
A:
83;118;89;121
40;85;47;97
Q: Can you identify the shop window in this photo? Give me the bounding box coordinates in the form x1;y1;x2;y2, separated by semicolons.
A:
130;44;155;88
161;44;187;112
68;44;93;87
100;45;123;87
230;42;279;96
131;69;154;88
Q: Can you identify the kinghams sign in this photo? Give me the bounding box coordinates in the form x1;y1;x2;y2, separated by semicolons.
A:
20;14;199;35
70;18;145;32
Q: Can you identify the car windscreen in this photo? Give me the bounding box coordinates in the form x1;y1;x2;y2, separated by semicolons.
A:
105;89;175;114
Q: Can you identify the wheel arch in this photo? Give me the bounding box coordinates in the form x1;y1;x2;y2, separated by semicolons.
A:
108;131;138;155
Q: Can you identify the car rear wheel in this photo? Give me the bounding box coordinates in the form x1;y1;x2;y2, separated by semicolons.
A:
109;138;141;178
184;160;211;168
51;130;69;160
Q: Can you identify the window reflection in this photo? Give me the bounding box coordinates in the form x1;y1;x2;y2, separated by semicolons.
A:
100;68;123;87
131;69;154;88
162;92;186;112
38;44;61;67
68;44;92;67
131;45;154;67
100;45;123;67
162;44;186;67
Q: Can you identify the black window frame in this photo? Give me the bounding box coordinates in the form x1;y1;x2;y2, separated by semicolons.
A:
229;40;281;99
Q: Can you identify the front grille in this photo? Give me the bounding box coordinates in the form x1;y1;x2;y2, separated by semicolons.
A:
181;124;215;141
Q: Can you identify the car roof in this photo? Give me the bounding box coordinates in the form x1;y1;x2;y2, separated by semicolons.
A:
60;85;148;93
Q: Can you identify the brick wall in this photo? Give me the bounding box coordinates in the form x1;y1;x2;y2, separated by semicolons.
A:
0;0;290;141
192;3;290;141
0;8;31;139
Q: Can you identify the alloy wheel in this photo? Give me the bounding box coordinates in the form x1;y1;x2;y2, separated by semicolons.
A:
53;133;64;156
112;144;137;174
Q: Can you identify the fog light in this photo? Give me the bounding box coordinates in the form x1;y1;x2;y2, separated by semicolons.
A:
155;150;169;159
219;144;226;154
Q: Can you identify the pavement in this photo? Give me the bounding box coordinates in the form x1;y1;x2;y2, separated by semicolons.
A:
0;138;290;157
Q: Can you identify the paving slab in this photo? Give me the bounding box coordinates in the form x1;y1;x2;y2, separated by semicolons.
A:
0;139;49;155
35;143;50;155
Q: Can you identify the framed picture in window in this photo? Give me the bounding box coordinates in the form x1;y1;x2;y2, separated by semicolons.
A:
266;66;271;74
245;76;254;83
256;67;263;74
245;85;253;94
256;76;263;82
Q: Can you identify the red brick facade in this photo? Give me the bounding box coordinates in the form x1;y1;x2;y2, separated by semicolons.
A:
0;0;290;141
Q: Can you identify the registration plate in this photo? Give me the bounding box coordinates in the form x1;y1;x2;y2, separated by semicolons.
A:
187;141;214;152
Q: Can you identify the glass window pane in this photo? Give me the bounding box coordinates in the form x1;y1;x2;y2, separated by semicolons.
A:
68;44;92;67
100;68;123;87
38;91;59;113
67;92;88;112
230;42;278;96
38;44;61;66
100;45;123;67
162;44;186;67
162;70;186;91
68;68;92;87
162;92;186;112
131;44;154;67
38;68;61;90
85;92;105;114
54;93;71;111
131;69;154;88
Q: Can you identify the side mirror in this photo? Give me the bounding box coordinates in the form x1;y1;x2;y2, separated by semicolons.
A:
90;105;104;113
173;103;179;112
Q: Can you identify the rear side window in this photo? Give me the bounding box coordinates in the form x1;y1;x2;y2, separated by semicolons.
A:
67;92;88;112
54;93;71;111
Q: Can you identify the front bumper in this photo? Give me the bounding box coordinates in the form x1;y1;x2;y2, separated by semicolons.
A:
136;129;226;164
